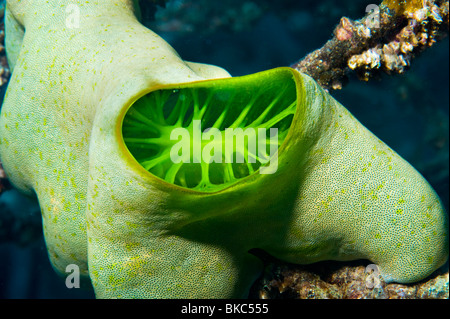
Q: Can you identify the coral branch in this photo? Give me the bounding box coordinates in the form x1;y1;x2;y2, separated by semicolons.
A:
250;259;449;299
291;0;449;90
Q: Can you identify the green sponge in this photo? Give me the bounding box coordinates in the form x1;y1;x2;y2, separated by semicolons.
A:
122;70;297;192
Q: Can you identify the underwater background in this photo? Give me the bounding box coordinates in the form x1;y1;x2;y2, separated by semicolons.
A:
0;0;448;298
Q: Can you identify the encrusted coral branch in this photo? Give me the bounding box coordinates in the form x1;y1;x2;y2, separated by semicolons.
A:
291;0;449;90
250;260;449;299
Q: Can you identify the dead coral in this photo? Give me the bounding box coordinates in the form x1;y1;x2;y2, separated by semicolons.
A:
250;261;449;299
349;0;448;80
291;0;449;90
384;0;433;16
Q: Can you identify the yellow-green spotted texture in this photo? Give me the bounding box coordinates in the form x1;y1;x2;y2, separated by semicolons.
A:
0;0;448;298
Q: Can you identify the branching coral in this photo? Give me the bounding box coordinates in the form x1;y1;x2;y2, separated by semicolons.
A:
251;260;449;299
291;0;449;90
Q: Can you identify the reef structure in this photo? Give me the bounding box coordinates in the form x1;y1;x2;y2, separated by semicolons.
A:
291;0;450;90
